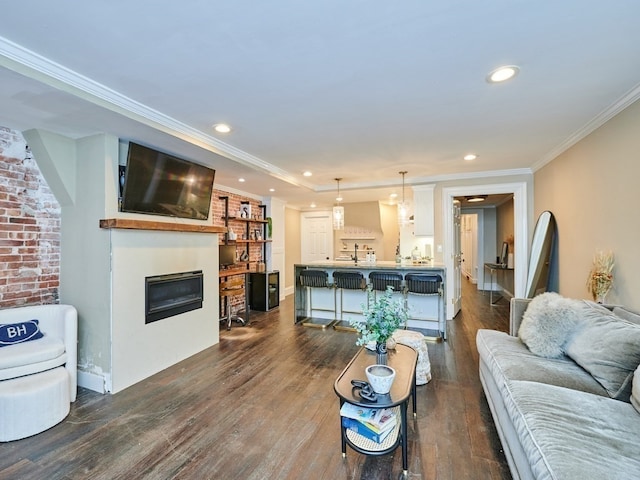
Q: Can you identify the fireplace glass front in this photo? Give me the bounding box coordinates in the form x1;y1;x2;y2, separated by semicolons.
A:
145;270;204;324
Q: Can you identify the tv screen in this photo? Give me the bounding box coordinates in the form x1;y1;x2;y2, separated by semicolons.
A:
121;142;215;220
219;244;236;267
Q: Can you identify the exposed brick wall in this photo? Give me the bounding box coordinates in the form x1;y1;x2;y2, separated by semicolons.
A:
0;127;61;307
212;190;266;264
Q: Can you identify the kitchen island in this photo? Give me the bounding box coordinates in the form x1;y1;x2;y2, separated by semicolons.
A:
294;261;447;339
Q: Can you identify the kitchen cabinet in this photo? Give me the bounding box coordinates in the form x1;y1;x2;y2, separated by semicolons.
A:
413;185;435;236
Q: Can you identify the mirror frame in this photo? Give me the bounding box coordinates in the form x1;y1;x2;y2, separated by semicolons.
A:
525;211;557;298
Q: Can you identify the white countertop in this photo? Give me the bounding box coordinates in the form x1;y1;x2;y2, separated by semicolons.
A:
296;260;445;270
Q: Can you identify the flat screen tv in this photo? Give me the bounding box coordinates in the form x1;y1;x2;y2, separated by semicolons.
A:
219;244;236;267
121;142;216;220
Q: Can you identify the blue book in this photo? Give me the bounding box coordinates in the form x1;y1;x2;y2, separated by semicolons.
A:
341;416;394;443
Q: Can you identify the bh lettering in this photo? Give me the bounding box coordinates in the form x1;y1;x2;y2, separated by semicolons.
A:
7;325;27;338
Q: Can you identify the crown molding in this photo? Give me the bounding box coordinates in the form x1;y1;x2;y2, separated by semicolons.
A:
0;36;314;190
315;168;533;193
533;81;640;172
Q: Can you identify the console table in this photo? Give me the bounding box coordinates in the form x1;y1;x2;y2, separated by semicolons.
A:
334;344;417;476
483;263;514;305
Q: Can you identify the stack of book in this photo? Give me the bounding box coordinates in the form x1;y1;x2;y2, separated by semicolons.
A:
340;402;397;443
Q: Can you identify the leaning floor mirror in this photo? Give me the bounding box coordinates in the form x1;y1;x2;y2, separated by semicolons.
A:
525;211;557;298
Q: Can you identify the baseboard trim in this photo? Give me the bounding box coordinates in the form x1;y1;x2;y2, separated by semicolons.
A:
77;370;106;394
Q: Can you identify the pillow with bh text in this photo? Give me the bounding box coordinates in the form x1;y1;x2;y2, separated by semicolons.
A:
0;320;44;347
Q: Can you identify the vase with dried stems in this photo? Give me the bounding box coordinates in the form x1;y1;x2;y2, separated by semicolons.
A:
587;250;614;304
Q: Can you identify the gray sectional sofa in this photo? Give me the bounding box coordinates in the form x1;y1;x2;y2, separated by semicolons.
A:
477;294;640;480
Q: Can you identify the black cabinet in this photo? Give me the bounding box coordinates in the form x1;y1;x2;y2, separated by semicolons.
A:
250;271;279;311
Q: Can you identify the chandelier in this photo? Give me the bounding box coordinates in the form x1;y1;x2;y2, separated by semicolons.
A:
398;171;409;226
333;178;344;230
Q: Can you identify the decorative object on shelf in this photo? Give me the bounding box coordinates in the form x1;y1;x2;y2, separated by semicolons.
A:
365;364;396;394
240;201;251;219
350;286;408;364
397;171;409;227
506;234;515;268
266;217;272;238
587;250;614;304
239;250;249;262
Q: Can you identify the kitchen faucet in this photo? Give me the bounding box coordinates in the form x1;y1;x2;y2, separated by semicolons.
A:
352;243;358;264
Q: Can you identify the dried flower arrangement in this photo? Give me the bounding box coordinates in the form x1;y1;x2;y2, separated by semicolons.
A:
505;233;515;248
587;250;614;303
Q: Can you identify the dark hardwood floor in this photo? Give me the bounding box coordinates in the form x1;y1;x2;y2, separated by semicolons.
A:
0;278;511;480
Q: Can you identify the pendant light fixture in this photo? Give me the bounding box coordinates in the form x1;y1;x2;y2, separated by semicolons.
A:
333;178;344;230
398;171;409;227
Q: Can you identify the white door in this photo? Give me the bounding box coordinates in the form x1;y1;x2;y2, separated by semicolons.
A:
452;202;462;316
461;213;478;282
301;211;333;263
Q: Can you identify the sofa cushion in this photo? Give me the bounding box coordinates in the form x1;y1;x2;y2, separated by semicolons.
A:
565;307;640;401
632;365;640;414
517;292;582;358
0;320;44;347
477;329;608;397
0;336;65;370
505;380;640;480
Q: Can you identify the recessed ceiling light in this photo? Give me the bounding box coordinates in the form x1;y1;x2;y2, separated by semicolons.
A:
238;178;245;183
269;188;275;192
303;171;312;177
464;154;478;161
487;65;520;83
310;202;316;208
466;195;487;203
390;193;398;199
213;123;232;133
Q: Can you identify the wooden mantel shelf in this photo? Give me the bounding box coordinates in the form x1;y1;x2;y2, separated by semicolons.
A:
99;218;227;234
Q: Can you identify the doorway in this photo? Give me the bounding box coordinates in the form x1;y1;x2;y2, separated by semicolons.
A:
442;182;529;319
300;211;333;263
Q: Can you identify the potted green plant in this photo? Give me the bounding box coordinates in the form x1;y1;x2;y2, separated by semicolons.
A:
266;217;272;238
349;286;408;364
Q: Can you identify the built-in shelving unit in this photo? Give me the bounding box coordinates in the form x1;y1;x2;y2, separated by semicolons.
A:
219;197;271;272
339;236;376;240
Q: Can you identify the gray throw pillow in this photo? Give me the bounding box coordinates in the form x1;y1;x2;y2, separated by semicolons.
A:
518;292;582;358
613;306;640;325
565;308;640;401
632;365;640;414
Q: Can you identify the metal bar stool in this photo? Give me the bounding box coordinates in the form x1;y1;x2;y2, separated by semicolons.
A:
299;269;336;329
404;273;443;341
368;271;404;299
332;271;366;332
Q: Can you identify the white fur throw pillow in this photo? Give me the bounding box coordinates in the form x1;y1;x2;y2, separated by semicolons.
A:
518;292;582;358
632;365;640;414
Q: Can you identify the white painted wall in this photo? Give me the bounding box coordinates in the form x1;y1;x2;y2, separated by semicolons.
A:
264;197;286;299
110;229;218;393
